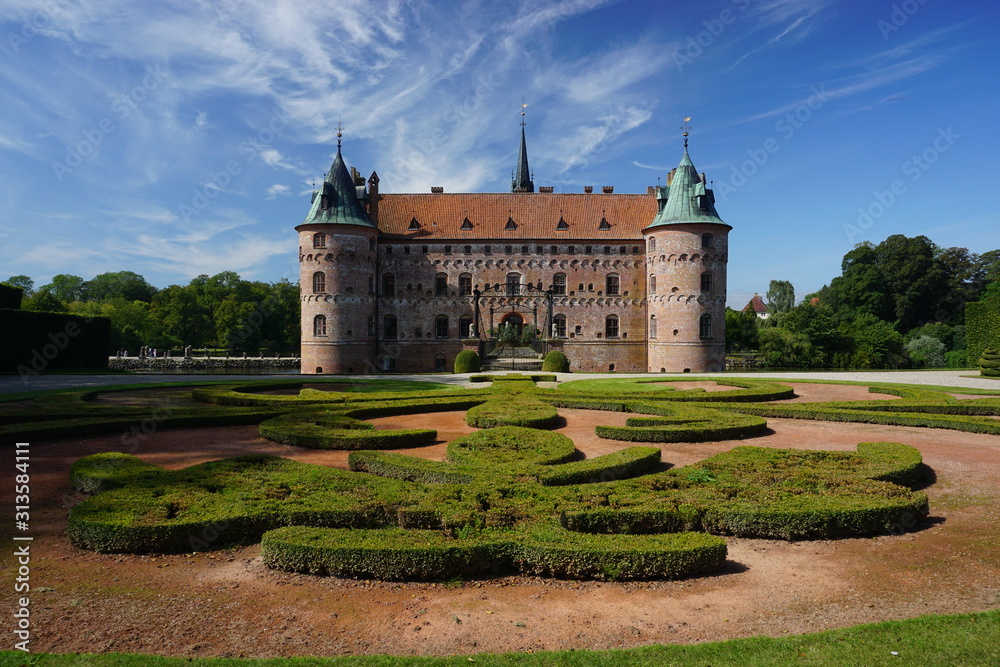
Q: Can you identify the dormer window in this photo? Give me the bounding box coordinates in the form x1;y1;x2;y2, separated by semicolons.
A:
461;217;473;230
408;217;420;230
598;217;611;230
505;217;517;230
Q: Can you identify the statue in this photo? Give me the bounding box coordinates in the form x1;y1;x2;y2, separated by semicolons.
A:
552;323;559;338
468;323;476;338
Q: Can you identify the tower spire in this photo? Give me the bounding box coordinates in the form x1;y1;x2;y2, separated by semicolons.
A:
512;102;534;193
681;116;692;150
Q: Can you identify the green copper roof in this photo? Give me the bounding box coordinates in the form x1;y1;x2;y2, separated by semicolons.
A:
512;124;534;193
301;147;375;227
648;149;726;228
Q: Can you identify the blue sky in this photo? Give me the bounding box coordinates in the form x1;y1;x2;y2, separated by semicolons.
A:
1;0;997;308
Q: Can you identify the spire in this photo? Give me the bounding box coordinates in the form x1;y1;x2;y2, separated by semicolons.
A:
648;122;727;228
512;103;534;193
301;128;374;227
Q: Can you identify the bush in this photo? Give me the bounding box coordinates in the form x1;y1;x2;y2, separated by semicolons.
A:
981;348;1000;377
465;396;559;429
542;350;569;372
453;350;480;373
537;447;660;486
906;335;946;368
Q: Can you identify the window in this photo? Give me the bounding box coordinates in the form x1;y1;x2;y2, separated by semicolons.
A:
383;315;398;339
506;273;521;296
403;245;410;254
605;315;619;338
649;275;656;293
606;274;620;296
568;246;576;255
632;246;639;254
553;273;566;295
434;354;447;372
505;245;513;255
701;272;713;292
368;238;375;251
536;245;543;254
550;245;558;254
620;247;627;254
312;233;326;249
648;236;656;252
702;233;714;248
435;273;448;296
421;245;429;254
484;245;492;255
461;217;473;230
435;315;449;338
459;315;473;338
700;314;712;338
604;246;611;255
382;273;395;296
585;245;593;254
459;273;472;296
444;245;452;255
554;314;566;338
385;246;393;254
521;245;529;254
312;271;326;293
464;245;472;254
313;314;327;336
368;275;374;294
367;316;374;336
650;315;657;339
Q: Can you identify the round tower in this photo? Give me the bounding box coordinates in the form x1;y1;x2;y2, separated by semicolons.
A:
644;143;730;372
296;140;379;374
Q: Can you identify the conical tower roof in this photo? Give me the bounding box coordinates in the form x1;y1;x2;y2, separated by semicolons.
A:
512;123;534;193
301;145;374;227
648;149;726;228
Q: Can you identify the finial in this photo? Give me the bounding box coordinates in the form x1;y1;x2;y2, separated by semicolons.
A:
336;117;344;149
521;99;527;128
681;116;692;149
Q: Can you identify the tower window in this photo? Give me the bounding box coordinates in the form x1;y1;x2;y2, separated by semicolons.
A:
435;273;448;296
649;275;656;293
701;272;713;292
554;314;567;338
605;315;619;339
650;315;657;339
553;273;566;295
459;273;472;296
382;273;395;296
312;233;326;249
313;314;327;337
606;274;620;296
648;237;656;252
383;315;398;339
702;233;715;248
700;314;713;339
312;271;326;293
435;315;449;338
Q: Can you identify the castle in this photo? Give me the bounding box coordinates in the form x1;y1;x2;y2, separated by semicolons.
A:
296;123;730;374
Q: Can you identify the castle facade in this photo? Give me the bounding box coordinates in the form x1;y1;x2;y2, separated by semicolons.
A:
296;126;730;374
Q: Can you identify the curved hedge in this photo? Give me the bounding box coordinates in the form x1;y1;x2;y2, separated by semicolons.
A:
595;405;768;443
465;396;559;429
536;447;661;486
259;410;437;450
453;349;480;374
446;426;577;468
981;348;1000;377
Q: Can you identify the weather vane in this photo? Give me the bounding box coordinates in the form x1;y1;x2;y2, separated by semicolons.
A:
336;118;344;149
521;100;527;127
681;116;692;149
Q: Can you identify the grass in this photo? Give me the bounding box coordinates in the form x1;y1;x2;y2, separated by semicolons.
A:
1;607;997;665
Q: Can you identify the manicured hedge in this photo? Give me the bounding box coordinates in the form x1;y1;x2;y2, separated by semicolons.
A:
554;378;796;402
595;405;768;443
0;309;110;372
349;451;474;484
259;410;437;450
446;426;577;468
981;348;1000;377
469;373;557;383
537;447;661;486
726;403;1000;436
453;349;480;373
542;350;570;372
466;396;559;429
966;297;1000;369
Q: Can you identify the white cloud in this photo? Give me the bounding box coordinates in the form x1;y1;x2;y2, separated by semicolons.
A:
266;184;291;197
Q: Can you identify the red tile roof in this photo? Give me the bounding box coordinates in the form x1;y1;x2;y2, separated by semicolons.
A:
743;294;769;314
374;193;657;240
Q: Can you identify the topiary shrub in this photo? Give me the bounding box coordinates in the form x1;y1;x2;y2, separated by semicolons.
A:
453;349;480;373
542;350;569;372
980;348;1000;377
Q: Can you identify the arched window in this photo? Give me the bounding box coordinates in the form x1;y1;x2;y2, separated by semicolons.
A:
648;237;656;252
484;245;492;255
459;315;473;338
383;315;397;339
585;245;593;254
505;245;513;255
434;354;447;372
459;273;472;296
521;245;529;254
605;315;619;338
312;232;326;249
702;233;714;248
553;273;566;295
553;314;567;338
550;245;558;254
312;271;326;293
649;275;657;293
701;272;713;292
382;273;395;296
649;315;657;339
313;314;327;336
606;274;620;296
435;272;448;296
435;315;449;338
506;272;521;296
464;245;472;254
700;314;712;339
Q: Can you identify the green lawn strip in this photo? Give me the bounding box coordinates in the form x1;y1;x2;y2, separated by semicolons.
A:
3;607;996;665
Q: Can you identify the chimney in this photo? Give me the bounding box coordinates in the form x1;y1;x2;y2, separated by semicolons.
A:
602;186;614;194
584;186;593;193
538;186;554;193
430;186;444;193
646;186;656;195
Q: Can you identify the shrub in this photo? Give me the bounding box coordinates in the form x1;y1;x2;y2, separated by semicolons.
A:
465;396;559;429
453;350;480;373
906;335;946;368
981;348;1000;377
542;350;569;372
259;410;437;450
537;447;661;486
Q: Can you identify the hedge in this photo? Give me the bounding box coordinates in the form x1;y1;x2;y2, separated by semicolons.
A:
465;396;559;429
542;350;570;372
453;349;480;373
349;451;475;484
446;426;577;468
595;404;768;443
537;447;660;486
981;348;1000;377
966;296;1000;368
258;410;437;450
0;308;110;372
554;378;796;402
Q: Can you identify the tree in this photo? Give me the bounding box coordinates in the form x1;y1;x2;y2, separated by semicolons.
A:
848;313;907;369
757;327;814;368
725;308;759;353
3;275;34;298
23;288;67;313
43;274;86;302
905;335;946;368
83;271;156;303
826;242;893;324
782;303;847;367
873;234;948;331
765;280;795;314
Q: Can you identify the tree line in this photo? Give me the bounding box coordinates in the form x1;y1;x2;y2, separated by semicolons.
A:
726;235;1000;369
2;270;300;355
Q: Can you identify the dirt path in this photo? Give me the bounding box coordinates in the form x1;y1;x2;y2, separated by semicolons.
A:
3;382;999;658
